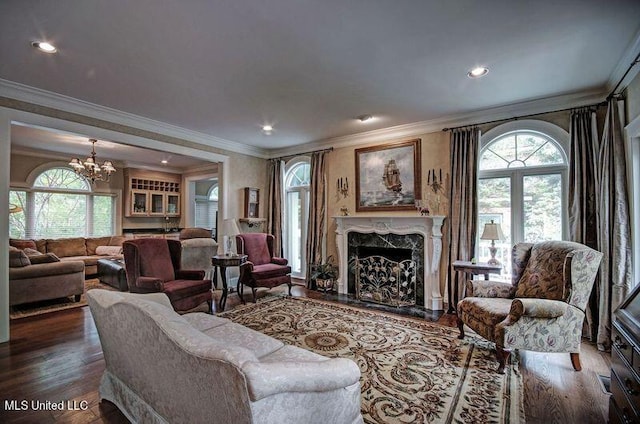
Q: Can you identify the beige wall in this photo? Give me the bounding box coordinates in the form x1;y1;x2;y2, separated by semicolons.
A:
325;131;451;294
225;152;268;221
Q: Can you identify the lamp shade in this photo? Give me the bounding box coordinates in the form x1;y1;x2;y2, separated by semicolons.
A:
480;220;505;241
222;218;241;237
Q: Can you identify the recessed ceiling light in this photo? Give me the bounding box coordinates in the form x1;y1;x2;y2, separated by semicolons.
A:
161;160;168;164
31;41;57;53
357;114;374;123
467;67;489;78
262;125;273;132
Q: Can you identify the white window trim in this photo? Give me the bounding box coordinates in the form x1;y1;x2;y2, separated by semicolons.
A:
479;120;570;245
284;156;311;278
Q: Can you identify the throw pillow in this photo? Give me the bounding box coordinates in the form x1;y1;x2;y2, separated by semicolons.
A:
95;245;123;256
9;250;31;267
46;237;87;257
23;247;43;256
29;253;61;264
9;238;37;250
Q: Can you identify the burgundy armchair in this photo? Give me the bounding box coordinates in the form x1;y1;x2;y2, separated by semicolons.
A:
122;238;212;312
236;233;292;302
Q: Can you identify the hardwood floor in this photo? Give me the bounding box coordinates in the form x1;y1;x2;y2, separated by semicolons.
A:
0;286;611;423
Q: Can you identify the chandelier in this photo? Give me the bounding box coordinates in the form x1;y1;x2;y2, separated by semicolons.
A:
68;138;116;183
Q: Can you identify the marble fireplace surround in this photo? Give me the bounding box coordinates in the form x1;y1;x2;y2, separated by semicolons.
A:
334;215;446;311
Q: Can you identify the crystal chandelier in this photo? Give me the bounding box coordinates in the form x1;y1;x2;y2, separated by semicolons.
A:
68;138;116;183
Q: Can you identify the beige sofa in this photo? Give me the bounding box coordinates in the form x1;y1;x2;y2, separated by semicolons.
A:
9;247;85;306
10;236;125;276
87;290;363;424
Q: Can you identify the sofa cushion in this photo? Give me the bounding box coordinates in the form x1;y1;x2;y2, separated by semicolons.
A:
239;234;271;265
163;279;212;300
96;245;123;256
29;253;61;264
515;241;583;301
22;247;43;256
251;263;292;279
179;228;213;240
201;321;285;358
35;239;47;253
47;237;87;257
86;237;112;255
9;260;85;279
9;249;31;267
10;238;37;250
109;236;126;246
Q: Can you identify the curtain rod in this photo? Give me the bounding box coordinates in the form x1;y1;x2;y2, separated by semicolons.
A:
271;147;333;161
441;101;607;132
607;51;640;100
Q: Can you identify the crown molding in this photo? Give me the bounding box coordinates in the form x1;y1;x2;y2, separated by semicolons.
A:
607;28;640;94
0;79;269;159
267;88;607;158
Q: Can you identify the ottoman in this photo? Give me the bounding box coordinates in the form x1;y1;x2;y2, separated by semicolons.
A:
97;259;128;291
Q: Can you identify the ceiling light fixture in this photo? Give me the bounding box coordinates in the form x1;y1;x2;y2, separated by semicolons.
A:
467;67;489;78
161;160;168;164
68;139;116;184
357;114;374;122
262;125;273;132
31;41;57;53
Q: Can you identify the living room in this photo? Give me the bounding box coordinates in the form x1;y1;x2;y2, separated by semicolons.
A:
2;1;640;423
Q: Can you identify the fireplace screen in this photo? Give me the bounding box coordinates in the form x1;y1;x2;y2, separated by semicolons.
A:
355;255;417;307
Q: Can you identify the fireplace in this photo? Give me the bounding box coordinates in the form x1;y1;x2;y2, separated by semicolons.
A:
355;245;416;307
334;215;446;311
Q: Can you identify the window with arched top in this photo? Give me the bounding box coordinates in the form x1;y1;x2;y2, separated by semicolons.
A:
284;158;311;277
9;166;115;239
194;182;219;234
478;123;569;277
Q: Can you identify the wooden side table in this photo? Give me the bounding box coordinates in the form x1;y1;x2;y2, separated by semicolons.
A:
212;254;248;311
450;260;502;313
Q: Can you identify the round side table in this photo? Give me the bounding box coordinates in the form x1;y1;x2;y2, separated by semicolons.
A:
211;254;248;311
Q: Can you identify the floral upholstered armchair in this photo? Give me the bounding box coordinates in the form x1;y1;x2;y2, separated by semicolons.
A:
457;241;602;373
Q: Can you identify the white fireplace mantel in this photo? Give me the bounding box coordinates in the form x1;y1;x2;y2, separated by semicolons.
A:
333;215;446;311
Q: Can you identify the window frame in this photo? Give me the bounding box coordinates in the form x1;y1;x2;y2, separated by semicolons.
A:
283;156;311;279
10;165;117;239
478;120;570;251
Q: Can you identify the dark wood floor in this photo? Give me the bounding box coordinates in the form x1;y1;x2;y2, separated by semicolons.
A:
0;286;611;423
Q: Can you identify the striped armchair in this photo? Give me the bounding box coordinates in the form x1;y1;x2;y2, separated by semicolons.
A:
457;241;602;373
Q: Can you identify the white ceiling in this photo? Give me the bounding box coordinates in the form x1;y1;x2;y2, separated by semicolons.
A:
10;124;211;171
1;0;640;152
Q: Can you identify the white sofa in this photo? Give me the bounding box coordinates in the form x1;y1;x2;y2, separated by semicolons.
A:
87;289;363;424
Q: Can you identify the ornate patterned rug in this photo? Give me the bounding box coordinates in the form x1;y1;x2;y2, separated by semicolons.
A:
220;296;525;424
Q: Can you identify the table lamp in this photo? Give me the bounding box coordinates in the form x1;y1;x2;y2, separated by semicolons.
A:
222;218;241;256
480;220;505;266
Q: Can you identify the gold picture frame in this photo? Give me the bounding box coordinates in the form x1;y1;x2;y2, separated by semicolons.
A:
355;138;421;212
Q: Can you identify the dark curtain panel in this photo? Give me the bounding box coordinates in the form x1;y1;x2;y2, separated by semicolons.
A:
447;127;479;313
267;159;284;257
568;108;600;340
596;99;633;350
305;151;328;287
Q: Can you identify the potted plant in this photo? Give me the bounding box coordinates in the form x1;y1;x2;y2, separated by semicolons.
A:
310;256;339;292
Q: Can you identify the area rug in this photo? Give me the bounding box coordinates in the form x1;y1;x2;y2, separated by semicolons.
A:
9;279;116;319
220;296;525;424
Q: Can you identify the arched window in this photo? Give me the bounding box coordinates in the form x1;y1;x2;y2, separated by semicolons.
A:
9;166;115;239
284;158;311;278
478;122;569;276
194;182;218;234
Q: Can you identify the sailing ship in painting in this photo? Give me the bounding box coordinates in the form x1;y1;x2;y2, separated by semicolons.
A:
382;160;402;192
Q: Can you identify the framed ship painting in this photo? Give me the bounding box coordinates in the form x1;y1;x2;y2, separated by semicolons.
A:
355;139;421;212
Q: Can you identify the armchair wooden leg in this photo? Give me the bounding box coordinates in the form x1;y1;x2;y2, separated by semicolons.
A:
74;295;81;302
496;347;510;374
570;352;582;371
457;318;465;339
287;282;292;297
252;288;257;303
207;299;213;314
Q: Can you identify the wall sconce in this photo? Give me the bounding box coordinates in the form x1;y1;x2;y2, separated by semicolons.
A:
337;177;349;198
427;168;444;194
